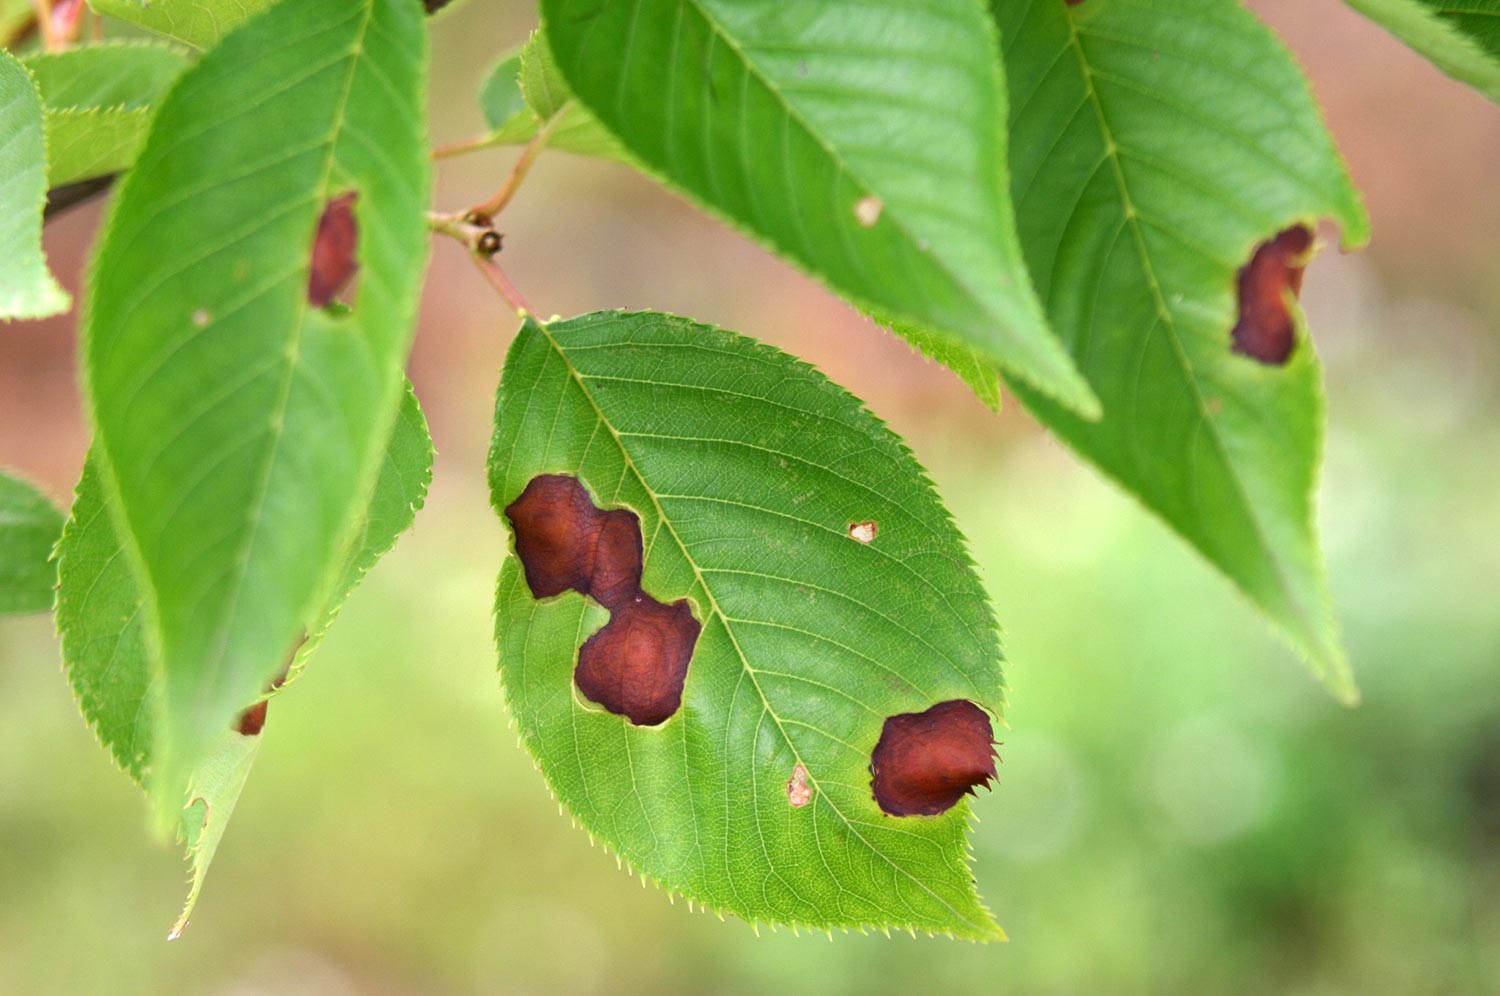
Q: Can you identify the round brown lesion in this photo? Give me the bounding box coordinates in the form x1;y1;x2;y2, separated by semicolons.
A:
870;699;999;816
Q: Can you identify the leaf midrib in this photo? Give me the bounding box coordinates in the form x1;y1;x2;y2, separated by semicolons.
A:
193;2;374;676
534;319;994;937
1059;7;1320;651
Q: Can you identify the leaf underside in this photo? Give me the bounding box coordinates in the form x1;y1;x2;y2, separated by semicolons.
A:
0;469;65;614
996;0;1369;701
0;50;71;321
82;0;431;817
538;0;1097;417
57;384;433;935
1344;0;1500;102
490;310;1006;939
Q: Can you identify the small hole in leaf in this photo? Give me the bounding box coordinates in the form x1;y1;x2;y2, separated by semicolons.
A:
849;521;877;544
871;700;998;817
1231;224;1313;366
854;195;883;227
308;191;359;309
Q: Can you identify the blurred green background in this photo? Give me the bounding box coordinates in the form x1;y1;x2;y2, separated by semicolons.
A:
3;2;1499;993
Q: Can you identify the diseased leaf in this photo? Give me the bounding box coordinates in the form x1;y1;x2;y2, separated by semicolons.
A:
538;0;1097;416
82;0;430;817
1345;0;1500;102
23;42;190;186
490;311;1006;939
0;49;71;321
996;0;1369;701
86;0;276;48
0;469;64;614
57;384;433;934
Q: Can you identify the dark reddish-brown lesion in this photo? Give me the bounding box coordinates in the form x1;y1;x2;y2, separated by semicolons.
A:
505;474;699;726
307;191;360;308
230;646;298;737
1231;225;1314;366
235;699;268;737
576;596;700;727
870;699;999;816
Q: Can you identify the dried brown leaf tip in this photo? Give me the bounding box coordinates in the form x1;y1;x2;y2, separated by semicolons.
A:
1232;224;1314;365
307;191;359;308
506;474;700;725
871;699;998;817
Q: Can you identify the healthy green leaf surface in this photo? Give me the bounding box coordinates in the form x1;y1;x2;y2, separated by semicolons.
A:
24;42;190;185
538;0;1098;417
1345;0;1500;102
472;33;629;162
82;0;430;817
0;469;64;614
87;0;276;48
57;384;432;933
490;311;1006;939
996;0;1369;701
0;49;70;321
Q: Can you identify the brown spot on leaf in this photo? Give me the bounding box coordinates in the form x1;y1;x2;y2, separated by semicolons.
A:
576;596;700;726
589;509;645;609
787;763;813;807
1232;225;1313;366
308;192;359;308
849;521;877;544
230;652;294;737
505;475;607;599
235;700;268;736
507;474;698;725
871;699;998;817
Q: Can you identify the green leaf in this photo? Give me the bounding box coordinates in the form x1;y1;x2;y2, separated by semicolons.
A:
490;311;1006;939
479;50;528;137
1;0;34;46
86;0;276;48
1345;0;1500;102
57;384;433;934
995;0;1369;701
0;469;63;614
23;42;190;185
82;0;431;818
538;0;1098;416
0;49;71;321
472;33;630;162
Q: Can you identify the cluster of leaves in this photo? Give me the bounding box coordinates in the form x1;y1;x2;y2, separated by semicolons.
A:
0;0;1495;941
